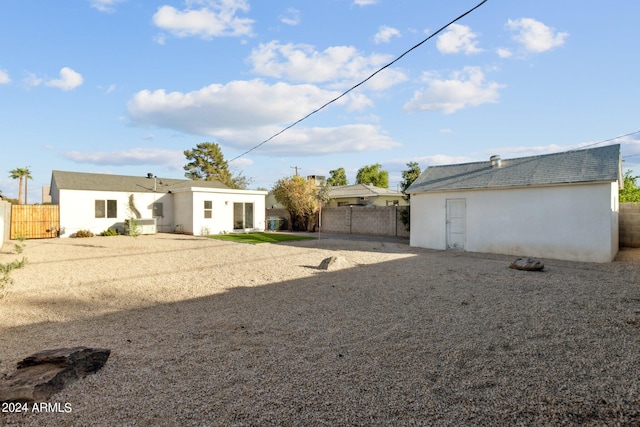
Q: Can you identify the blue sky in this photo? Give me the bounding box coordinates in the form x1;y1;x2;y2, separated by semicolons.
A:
1;0;639;202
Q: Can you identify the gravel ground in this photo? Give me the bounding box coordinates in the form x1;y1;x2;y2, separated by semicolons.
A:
1;233;639;426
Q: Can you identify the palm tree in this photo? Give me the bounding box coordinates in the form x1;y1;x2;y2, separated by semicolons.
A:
9;167;31;204
23;167;32;204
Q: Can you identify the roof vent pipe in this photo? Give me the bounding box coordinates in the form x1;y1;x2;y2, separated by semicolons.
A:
490;155;502;168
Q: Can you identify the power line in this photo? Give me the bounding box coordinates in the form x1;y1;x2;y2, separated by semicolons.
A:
568;129;640;152
229;0;489;163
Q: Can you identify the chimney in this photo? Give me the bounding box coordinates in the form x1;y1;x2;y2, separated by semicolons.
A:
490;155;502;168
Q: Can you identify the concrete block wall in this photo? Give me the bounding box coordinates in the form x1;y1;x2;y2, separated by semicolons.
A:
620;203;640;247
319;207;350;234
266;206;409;238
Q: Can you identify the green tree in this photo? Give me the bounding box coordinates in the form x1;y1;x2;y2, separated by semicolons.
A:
327;167;348;186
9;167;32;205
399;161;421;231
183;142;250;189
355;163;388;188
620;169;640;202
400;161;421;194
272;175;323;231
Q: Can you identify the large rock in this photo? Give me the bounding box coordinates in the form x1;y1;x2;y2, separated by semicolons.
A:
318;255;351;271
509;258;544;271
0;347;110;403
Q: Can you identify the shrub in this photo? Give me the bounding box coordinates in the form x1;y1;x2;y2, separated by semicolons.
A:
125;218;140;237
74;230;95;238
13;235;25;254
0;257;27;298
100;228;121;236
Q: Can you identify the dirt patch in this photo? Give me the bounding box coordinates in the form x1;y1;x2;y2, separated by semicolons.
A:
1;234;639;425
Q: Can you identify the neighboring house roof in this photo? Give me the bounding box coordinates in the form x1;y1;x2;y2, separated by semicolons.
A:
329;183;403;198
51;170;229;193
407;144;621;193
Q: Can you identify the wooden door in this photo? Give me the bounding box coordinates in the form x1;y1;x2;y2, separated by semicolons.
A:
10;205;60;239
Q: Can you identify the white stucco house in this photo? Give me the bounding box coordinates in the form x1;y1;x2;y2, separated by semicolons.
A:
50;170;267;237
406;145;622;263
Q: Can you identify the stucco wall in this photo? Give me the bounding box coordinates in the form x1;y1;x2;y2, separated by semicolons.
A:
57;189;174;237
188;189;266;235
0;200;11;243
410;183;618;263
56;187;266;237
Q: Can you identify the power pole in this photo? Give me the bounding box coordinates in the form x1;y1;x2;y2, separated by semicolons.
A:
290;166;302;176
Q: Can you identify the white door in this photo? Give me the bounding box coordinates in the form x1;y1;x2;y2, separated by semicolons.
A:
446;199;466;251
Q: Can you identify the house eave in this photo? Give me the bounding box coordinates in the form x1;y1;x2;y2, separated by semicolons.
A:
407;179;618;195
171;187;268;195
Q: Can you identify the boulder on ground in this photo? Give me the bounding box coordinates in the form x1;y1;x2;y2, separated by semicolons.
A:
509;258;544;271
0;346;110;403
318;255;351;271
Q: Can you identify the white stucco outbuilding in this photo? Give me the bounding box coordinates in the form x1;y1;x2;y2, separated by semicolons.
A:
406;145;622;263
50;170;267;237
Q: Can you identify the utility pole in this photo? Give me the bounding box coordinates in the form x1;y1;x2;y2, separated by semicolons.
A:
290;166;302;176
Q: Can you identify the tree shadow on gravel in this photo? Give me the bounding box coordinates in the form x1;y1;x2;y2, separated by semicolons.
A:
2;251;640;426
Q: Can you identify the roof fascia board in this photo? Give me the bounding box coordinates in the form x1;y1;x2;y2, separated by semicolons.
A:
408;179;618;195
171;187;267;195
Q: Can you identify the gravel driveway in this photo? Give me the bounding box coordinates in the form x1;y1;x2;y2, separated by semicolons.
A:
1;233;639;426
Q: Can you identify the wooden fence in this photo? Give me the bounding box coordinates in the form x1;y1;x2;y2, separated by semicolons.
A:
10;205;60;239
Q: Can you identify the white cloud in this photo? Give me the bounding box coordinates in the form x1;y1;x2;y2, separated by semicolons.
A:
353;0;377;5
229;157;254;168
89;0;126;13
217;124;400;156
127;79;400;156
507;18;568;53
248;41;407;90
496;48;512;58
0;69;10;84
436;24;482;55
280;8;300;26
152;0;254;39
46;67;84;91
128;79;358;131
154;33;167;45
374;26;401;44
98;83;117;93
23;72;43;88
386;154;475;169
403;67;505;114
64;147;183;168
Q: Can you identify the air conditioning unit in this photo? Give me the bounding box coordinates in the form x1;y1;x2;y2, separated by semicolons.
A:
125;218;157;235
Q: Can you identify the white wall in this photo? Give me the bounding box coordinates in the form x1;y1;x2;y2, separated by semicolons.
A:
410;182;618;262
187;189;267;235
57;189;174;237
0;200;11;243
56;187;267;237
172;191;194;235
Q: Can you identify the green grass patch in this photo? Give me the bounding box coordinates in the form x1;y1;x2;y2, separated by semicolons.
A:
206;232;316;244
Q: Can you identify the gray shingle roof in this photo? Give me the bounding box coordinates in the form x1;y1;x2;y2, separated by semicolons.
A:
51;170;229;193
329;183;403;198
407;144;621;194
